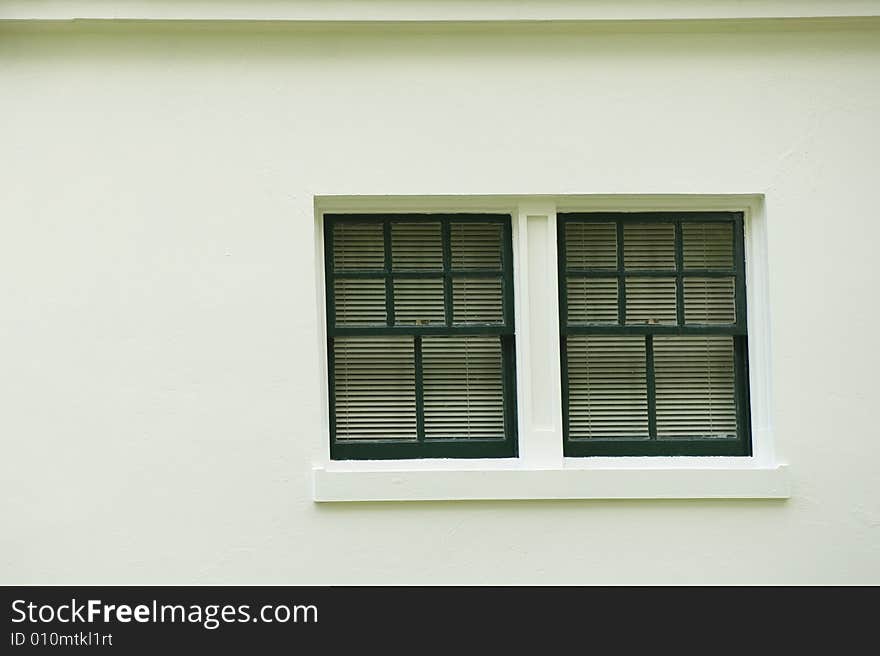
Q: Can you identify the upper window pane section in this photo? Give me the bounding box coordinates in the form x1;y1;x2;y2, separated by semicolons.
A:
392;222;443;271
452;222;503;270
561;215;741;329
332;222;384;271
327;214;512;332
334;279;387;326
624;223;675;270
683;222;734;269
564;222;617;270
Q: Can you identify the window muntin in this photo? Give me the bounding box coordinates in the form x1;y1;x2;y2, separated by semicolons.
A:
325;214;517;460
558;212;751;456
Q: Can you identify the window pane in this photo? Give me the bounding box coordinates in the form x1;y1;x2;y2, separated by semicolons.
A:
393;278;446;326
451;222;502;270
654;335;737;438
391;221;442;270
452;277;504;324
625;277;677;325
566;335;648;439
684;277;736;324
624;223;675;270
423;336;505;439
334;278;386;327
683;222;734;269
565;222;617;270
333;222;384;271
566;277;618;324
333;337;417;440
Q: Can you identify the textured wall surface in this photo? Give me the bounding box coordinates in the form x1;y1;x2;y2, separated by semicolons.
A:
1;19;878;584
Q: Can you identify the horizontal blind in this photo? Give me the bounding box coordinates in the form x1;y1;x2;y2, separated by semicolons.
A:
333;222;384;271
625;277;677;325
567;277;618;324
334;278;386;327
451;222;503;269
683;222;734;269
684;277;736;324
393;278;446;326
564;222;617;269
392;221;443;270
333;336;417;440
423;336;505;439
624;223;675;270
452;277;504;324
654;335;737;438
566;335;648;439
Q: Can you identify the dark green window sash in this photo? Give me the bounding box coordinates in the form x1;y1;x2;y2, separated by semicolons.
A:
558;211;752;457
325;213;518;461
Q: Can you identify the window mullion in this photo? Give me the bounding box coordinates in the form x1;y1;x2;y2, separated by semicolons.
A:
616;221;626;326
442;219;453;326
646;334;658;439
383;219;395;327
324;218;336;336
734;214;747;330
674;220;684;326
415;336;425;442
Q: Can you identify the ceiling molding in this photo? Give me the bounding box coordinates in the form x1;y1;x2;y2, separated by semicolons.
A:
3;1;880;23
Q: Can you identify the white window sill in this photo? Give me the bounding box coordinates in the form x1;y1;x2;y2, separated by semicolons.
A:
313;460;790;502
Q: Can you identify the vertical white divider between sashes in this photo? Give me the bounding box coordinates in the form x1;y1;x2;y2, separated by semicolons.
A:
514;202;564;468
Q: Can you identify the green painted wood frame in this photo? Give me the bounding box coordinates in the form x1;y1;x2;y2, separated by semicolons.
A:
558;211;752;457
325;213;518;460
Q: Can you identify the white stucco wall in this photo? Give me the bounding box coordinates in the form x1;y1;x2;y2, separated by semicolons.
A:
2;14;879;583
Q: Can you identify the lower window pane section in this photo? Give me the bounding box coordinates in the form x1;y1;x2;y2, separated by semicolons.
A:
423;335;505;439
654;335;737;438
333;336;417;441
566;335;648;439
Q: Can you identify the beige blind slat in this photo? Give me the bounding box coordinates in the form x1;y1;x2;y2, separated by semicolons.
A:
334;337;417;440
452;277;503;324
451;222;503;270
625;277;677;325
567;277;618;324
333;222;384;271
393;278;446;326
423;336;505;439
654;335;737;438
334;278;386;327
624;223;675;270
684;277;736;324
565;222;617;269
566;335;649;439
683;222;734;269
392;221;443;271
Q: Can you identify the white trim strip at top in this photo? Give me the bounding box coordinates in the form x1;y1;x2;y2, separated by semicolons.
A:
3;1;880;23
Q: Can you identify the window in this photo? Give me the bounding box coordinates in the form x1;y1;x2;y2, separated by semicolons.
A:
315;198;788;502
558;212;751;456
324;214;517;460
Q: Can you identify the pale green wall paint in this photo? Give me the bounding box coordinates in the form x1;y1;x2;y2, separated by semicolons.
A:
1;22;878;584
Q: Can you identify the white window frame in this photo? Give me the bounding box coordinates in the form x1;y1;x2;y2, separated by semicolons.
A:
312;194;788;501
